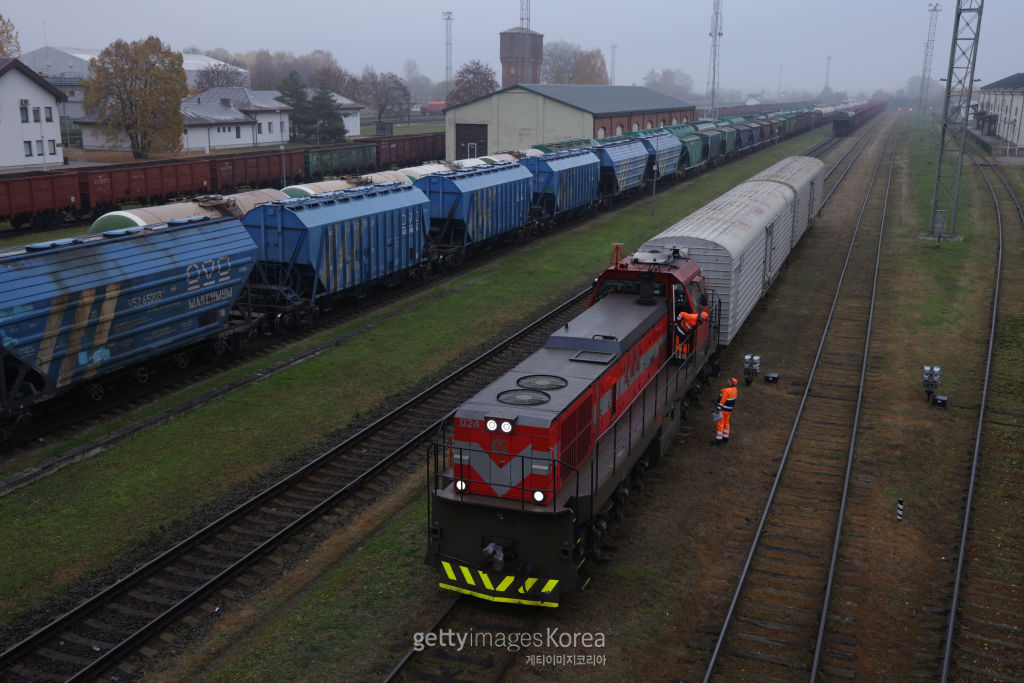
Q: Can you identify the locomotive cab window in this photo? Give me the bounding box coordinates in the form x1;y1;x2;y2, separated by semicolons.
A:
594;278;664;302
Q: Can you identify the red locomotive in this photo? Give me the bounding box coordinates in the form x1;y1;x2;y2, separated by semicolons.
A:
427;245;721;606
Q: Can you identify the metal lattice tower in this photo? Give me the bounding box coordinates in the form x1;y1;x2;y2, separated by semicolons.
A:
704;0;723;119
610;44;617;85
520;0;530;83
443;11;453;96
928;0;984;238
918;4;942;112
825;56;831;92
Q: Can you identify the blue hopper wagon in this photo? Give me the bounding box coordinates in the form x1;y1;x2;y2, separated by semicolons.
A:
625;131;684;180
242;183;431;310
519;149;600;222
591;139;648;197
0;218;257;421
413;163;532;256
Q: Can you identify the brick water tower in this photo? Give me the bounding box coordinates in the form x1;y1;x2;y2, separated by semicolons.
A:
500;27;543;87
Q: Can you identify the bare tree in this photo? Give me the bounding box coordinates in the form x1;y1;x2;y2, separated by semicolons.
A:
447;60;498;106
403;59;435;102
542;41;580;84
360;68;410;122
193;62;248;92
573;49;609;85
643;68;695;102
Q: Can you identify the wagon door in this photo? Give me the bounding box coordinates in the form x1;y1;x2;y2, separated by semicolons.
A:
761;221;775;293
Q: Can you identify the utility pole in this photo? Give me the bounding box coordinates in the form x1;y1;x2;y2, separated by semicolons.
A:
777;63;782;102
520;0;530;83
704;0;724;119
919;4;942;113
443;11;453;97
928;0;984;241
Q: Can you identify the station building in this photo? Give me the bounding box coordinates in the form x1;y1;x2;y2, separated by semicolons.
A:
976;73;1024;154
443;84;695;160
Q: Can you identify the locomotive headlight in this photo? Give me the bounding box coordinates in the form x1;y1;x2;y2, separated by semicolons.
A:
485;418;499;432
455;479;468;492
500;420;513;434
532;490;546;503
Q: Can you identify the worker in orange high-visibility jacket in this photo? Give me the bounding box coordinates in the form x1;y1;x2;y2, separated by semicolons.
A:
675;310;708;359
713;377;739;445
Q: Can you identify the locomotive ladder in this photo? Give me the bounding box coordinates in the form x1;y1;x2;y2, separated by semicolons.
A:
702;129;898;680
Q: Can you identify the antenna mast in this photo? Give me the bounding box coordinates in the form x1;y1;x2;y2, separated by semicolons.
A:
443;11;453;97
928;0;984;240
918;4;942;112
520;0;530;83
704;0;723;119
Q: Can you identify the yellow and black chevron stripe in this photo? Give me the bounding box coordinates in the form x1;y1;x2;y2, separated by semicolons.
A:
438;560;559;608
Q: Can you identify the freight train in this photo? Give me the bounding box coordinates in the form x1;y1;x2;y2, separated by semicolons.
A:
0;133;445;228
0;102;865;440
425;156;826;607
832;100;886;136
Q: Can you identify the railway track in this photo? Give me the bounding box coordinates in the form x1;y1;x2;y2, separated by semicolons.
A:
700;128;897;680
384;596;534;682
939;155;1024;680
0;291;590;681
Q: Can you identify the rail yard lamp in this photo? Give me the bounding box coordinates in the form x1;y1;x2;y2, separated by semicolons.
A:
743;354;761;385
922;364;946;406
650;163;658;215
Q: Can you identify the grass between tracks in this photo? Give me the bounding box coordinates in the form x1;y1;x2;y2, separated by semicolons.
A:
0;129;828;632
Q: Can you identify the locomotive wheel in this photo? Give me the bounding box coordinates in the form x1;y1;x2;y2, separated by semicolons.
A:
87;383;104;402
212;339;229;357
175;352;190;370
135;367;150;384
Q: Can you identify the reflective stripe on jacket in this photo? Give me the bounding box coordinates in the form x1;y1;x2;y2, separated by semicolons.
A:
718;386;738;412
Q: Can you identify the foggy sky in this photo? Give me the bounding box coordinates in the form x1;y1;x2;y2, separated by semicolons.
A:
7;1;1020;99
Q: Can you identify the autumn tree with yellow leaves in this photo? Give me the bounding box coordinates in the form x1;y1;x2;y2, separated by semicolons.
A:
83;37;188;158
0;14;20;57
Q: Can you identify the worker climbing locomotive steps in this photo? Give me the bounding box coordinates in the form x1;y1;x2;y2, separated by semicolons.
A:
713;377;739;445
674;310;708;360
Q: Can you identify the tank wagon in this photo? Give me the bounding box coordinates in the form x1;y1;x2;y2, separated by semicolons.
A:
426;158;824;607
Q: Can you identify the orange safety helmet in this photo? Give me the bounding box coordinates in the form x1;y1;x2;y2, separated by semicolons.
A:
701;312;708;319
729;377;738;387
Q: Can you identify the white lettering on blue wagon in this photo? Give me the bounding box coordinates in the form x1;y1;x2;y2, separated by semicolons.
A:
188;287;234;311
186;256;233;291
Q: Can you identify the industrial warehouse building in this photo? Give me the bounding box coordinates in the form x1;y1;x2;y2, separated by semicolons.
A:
443;84;695;160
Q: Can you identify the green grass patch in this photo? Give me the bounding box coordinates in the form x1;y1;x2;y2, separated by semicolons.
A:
205;494;434;682
0;130;826;628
